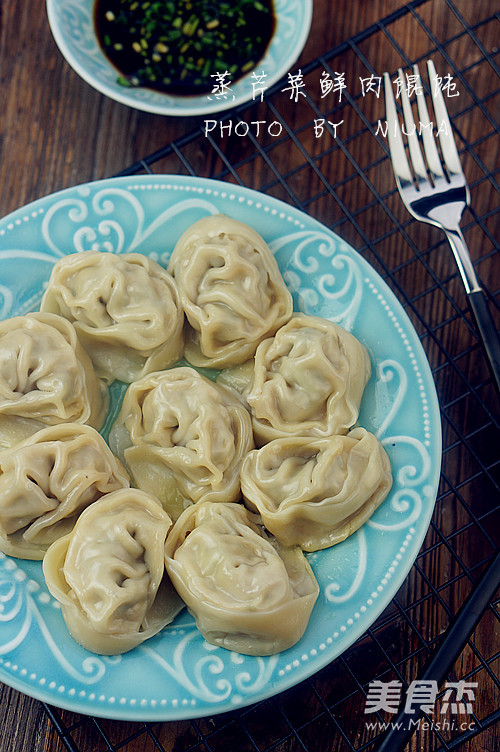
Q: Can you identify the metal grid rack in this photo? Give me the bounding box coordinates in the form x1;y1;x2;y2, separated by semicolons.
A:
40;1;499;749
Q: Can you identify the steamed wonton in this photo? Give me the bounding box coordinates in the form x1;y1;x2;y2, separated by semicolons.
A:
164;501;319;655
245;314;371;444
241;428;392;551
109;366;254;520
167;214;293;368
0;312;108;448
0;423;129;559
43;489;184;654
40;251;184;383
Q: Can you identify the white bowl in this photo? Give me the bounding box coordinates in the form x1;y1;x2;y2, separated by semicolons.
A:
46;0;313;116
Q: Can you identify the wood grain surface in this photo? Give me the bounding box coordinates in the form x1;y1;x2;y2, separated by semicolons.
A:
0;0;408;219
0;1;498;750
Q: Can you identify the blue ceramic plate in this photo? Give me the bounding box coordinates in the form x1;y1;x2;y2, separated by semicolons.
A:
46;0;313;116
0;175;441;720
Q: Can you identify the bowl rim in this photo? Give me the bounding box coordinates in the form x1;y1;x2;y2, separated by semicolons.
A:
46;0;314;116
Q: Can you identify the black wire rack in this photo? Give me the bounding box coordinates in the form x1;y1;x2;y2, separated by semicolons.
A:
40;1;499;750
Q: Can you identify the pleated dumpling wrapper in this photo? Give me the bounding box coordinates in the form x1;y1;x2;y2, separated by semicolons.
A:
164;501;319;656
43;489;184;655
109;366;254;521
0;312;108;448
167;214;293;368
240;428;393;552
0;423;129;560
243;314;371;444
41;251;184;384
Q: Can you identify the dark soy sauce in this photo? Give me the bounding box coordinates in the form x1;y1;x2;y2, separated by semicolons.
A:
94;0;276;96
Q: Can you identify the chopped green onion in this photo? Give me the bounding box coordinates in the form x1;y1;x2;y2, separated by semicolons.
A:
96;0;275;95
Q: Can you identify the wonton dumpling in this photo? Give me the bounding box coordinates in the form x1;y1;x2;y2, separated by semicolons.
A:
240;428;392;551
109;367;254;520
43;489;184;654
164;501;319;655
40;251;184;383
0;424;129;559
0;312;108;448
246;314;371;444
167;214;293;368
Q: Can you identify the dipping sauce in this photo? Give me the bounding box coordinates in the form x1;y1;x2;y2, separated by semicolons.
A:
94;0;276;96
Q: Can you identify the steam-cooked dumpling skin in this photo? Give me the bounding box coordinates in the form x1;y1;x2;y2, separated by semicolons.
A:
164;502;319;655
109;367;254;520
0;424;129;560
167;214;293;368
246;314;371;444
43;489;184;654
40;251;184;383
241;428;392;551
0;313;108;448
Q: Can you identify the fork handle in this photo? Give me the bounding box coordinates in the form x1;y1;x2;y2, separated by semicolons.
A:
468;288;500;399
444;226;500;399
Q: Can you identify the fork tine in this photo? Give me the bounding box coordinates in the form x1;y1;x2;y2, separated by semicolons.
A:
383;59;500;398
383;71;413;185
413;63;445;181
398;67;428;183
427;59;463;177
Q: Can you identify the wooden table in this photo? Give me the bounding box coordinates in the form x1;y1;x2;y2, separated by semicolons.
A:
0;1;498;750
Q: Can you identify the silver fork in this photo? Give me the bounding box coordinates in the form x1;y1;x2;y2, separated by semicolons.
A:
384;60;500;397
